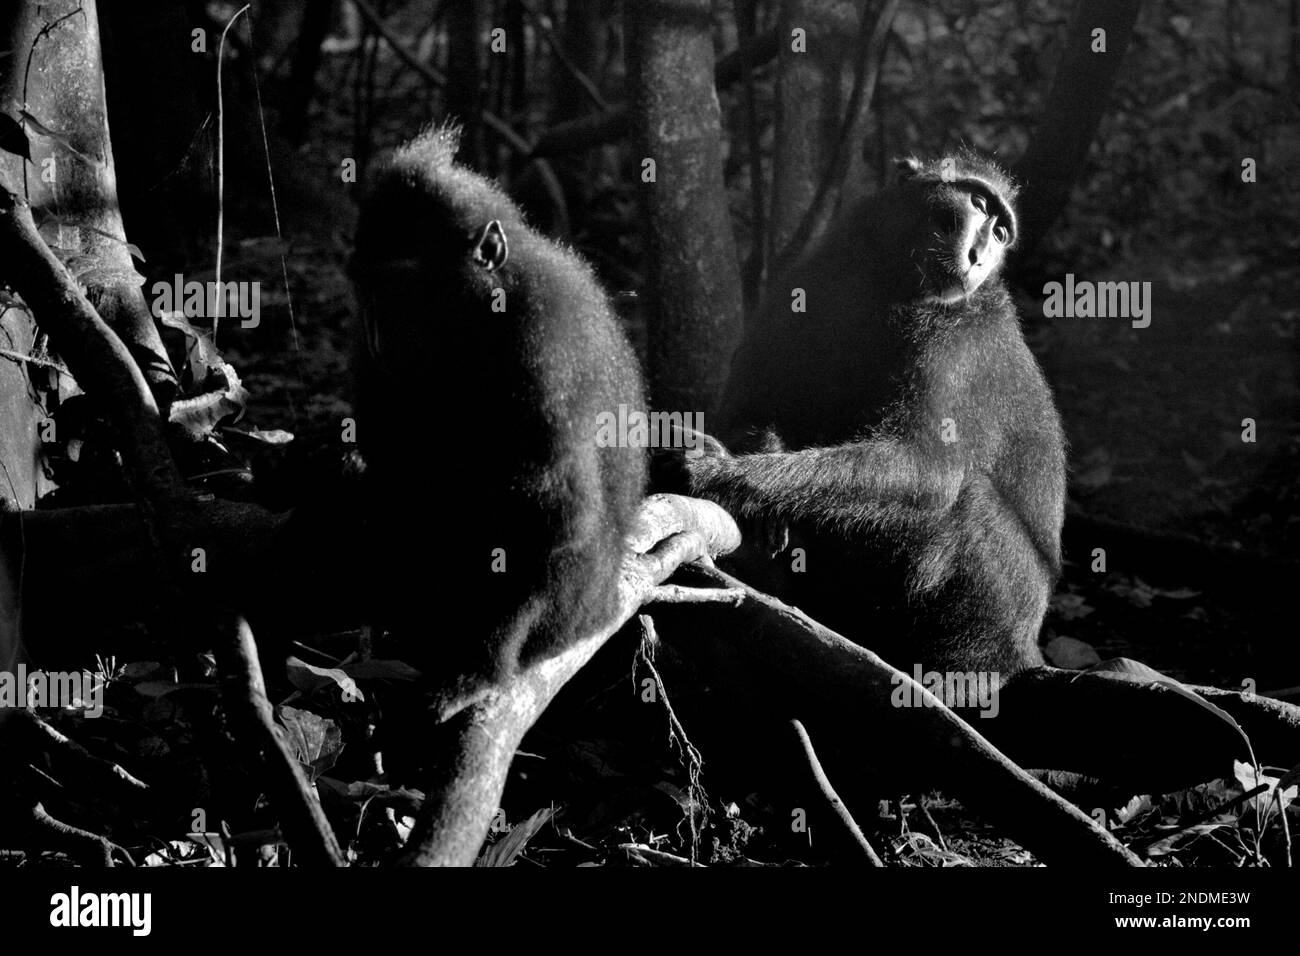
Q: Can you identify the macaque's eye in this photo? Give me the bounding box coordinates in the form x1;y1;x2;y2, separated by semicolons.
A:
993;222;1010;244
971;193;988;214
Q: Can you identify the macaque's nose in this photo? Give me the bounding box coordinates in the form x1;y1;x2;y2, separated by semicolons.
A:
967;218;995;268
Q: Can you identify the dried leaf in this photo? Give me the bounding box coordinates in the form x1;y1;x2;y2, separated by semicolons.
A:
19;109;104;168
277;704;344;775
1043;635;1101;669
285;656;364;701
0;113;31;161
476;809;553;867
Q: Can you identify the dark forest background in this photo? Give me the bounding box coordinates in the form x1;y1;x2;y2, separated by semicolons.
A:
1;0;1297;869
103;0;1298;686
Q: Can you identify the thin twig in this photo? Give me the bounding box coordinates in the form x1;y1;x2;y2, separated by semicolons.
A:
637;615;706;865
519;0;609;111
214;4;251;343
645;584;745;605
347;0;521;149
790;718;885;866
242;8;306;418
911;792;948;851
0;345;68;373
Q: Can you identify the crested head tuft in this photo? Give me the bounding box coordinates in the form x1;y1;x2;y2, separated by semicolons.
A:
391;122;463;172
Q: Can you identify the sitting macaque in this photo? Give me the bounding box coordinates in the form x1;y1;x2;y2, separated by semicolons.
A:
675;154;1066;681
350;127;647;718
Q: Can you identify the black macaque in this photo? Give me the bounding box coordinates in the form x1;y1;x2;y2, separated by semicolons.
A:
350;127;646;719
682;153;1066;683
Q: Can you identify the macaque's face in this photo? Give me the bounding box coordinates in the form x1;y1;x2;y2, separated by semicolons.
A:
915;180;1016;305
876;157;1019;306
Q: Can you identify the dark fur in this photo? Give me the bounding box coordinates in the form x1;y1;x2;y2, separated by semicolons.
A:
693;153;1064;679
351;127;646;716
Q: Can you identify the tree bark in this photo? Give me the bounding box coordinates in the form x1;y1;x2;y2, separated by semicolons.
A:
768;0;859;261
446;0;487;169
1013;0;1143;255
0;0;178;409
282;0;333;145
626;0;743;421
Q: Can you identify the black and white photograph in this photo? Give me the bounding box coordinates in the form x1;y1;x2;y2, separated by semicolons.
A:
0;0;1296;934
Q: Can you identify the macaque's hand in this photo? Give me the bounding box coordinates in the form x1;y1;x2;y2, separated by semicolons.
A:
653;427;788;558
746;513;790;558
648;425;729;494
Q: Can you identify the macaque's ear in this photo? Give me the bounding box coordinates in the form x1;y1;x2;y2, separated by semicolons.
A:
472;219;509;271
894;156;924;182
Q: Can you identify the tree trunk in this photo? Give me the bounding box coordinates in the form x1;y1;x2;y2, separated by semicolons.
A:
99;0;213;282
1013;0;1143;255
626;0;743;421
446;0;486;170
0;0;178;410
282;0;334;145
768;0;860;263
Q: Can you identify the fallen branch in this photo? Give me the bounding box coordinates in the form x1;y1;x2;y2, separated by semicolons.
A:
9;709;149;795
789;718;884;866
394;494;740;866
24;801;131;867
652;562;1141;868
214;613;345;867
991;668;1300;793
